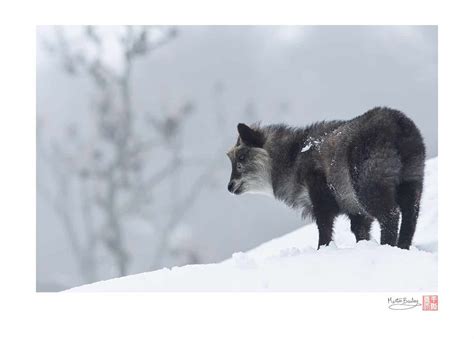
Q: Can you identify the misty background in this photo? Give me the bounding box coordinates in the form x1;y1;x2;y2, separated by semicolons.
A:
36;26;437;291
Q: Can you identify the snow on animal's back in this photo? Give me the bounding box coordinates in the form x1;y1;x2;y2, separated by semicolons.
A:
67;158;437;292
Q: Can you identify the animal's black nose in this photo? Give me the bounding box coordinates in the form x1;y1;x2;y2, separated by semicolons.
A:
228;181;235;192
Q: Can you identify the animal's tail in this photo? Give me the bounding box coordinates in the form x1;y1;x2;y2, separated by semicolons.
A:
394;111;426;182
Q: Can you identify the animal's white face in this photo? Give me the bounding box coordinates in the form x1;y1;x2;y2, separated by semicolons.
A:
226;145;273;196
226;123;273;197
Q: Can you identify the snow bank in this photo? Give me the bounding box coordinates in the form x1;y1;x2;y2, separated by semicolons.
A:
68;158;437;292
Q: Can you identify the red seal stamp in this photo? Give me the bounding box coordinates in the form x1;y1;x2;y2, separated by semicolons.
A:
422;295;438;311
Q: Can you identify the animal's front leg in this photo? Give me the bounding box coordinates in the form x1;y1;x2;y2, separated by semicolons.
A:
314;212;336;249
349;214;373;242
307;170;340;249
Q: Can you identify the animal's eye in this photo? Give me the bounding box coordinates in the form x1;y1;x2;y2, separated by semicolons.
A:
238;154;245;161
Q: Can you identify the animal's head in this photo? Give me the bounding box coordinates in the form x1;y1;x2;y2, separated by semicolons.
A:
226;123;273;196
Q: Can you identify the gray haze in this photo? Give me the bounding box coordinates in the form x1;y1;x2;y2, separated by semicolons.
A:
36;26;437;291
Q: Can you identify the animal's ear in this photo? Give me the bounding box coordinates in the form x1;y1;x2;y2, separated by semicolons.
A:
237;123;264;148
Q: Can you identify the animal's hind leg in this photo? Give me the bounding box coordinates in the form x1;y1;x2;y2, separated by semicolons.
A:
349;214;373;242
360;182;400;246
379;207;400;246
396;181;422;249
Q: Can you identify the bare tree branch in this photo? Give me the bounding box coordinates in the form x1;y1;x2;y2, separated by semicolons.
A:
40;25;232;284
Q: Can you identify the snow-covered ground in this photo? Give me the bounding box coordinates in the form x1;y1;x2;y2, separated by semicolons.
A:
68;158;437;292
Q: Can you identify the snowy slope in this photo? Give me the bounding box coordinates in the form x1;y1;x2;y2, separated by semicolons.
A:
68;158;437;292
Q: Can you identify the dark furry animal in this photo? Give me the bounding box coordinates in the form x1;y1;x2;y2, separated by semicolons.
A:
226;107;425;249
